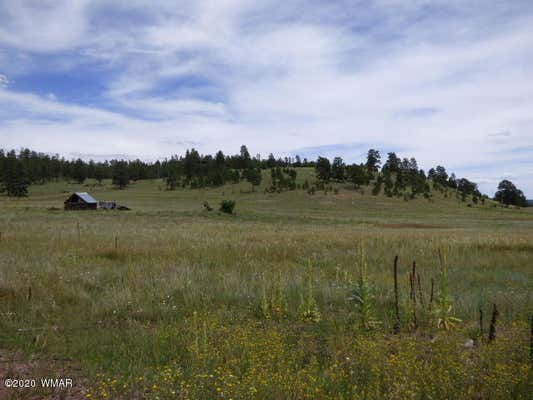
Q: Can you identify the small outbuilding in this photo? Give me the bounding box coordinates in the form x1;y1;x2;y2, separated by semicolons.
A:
64;192;98;210
98;201;117;210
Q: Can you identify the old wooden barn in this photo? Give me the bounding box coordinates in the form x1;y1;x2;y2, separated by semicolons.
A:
64;192;98;210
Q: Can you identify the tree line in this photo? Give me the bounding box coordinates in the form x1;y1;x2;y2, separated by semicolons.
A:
0;146;528;207
0;146;305;196
314;150;484;202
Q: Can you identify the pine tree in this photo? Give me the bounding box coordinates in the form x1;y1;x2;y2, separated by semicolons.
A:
331;157;345;181
244;168;262;192
494;180;527;207
72;158;87;184
112;160;130;189
1;151;29;197
315;157;331;183
365;149;381;174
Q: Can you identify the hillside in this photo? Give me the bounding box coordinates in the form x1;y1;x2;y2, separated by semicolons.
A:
2;173;527;230
0;178;532;399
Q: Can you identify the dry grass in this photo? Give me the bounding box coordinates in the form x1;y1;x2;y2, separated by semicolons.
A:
0;178;532;399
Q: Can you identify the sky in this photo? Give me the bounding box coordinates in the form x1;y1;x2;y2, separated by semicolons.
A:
0;0;532;197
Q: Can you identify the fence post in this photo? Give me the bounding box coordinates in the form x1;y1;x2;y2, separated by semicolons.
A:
479;306;484;341
488;304;498;342
393;255;400;334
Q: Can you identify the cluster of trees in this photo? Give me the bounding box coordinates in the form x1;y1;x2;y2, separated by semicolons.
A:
313;149;524;205
0;150;30;197
494;180;528;207
0;146;297;196
269;167;298;192
315;150;434;200
165;146;262;191
0;146;528;207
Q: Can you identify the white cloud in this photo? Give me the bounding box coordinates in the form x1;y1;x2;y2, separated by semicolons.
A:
0;0;533;196
0;1;91;52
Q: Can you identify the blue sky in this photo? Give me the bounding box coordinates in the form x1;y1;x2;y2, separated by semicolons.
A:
0;0;532;196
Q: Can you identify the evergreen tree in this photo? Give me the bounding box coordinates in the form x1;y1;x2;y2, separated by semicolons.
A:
165;158;182;190
383;170;394;197
448;173;457;189
315;157;331;182
1;151;29;197
372;175;383;195
94;164;106;183
429;165;448;187
331;157;345;181
457;178;479;197
266;153;276;168
347;164;368;189
365;149;381;174
244;168;262;192
72;158;87;184
239;145;252;170
494;180;527;206
382;152;400;173
210;151;227;186
183;149;201;182
112;160;130;189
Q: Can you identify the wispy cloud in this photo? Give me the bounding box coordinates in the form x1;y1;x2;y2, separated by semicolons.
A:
0;0;532;196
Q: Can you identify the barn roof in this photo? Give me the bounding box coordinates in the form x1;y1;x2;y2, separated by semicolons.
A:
74;192;98;204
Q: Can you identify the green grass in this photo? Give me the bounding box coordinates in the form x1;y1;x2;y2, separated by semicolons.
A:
0;176;532;399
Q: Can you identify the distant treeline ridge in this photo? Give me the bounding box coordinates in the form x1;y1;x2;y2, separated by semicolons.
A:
0;146;528;207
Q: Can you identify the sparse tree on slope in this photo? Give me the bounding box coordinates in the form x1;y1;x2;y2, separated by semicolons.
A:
244;168;262;192
494;179;527;207
365;149;381;175
315;157;331;183
347;164;369;189
331;157;345;181
382;152;400;173
239;145;252;170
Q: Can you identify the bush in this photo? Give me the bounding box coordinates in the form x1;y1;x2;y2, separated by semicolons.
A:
219;200;236;214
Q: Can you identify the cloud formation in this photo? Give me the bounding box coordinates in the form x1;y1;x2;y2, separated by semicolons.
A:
0;0;532;196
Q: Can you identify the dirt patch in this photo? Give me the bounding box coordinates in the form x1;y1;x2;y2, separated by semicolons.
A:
0;349;88;400
374;222;447;229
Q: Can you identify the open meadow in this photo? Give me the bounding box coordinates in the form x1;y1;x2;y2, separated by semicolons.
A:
1;173;532;399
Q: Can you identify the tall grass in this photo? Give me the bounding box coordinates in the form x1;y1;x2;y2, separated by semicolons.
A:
0;179;532;398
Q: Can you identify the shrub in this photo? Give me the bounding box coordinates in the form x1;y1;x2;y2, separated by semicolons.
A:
219;200;236;214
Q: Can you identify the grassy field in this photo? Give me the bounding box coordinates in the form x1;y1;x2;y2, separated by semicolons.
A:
1;173;532;399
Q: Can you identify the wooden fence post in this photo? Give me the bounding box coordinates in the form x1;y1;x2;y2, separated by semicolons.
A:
530;314;533;366
488;304;498;342
479;306;484;341
393;255;400;334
